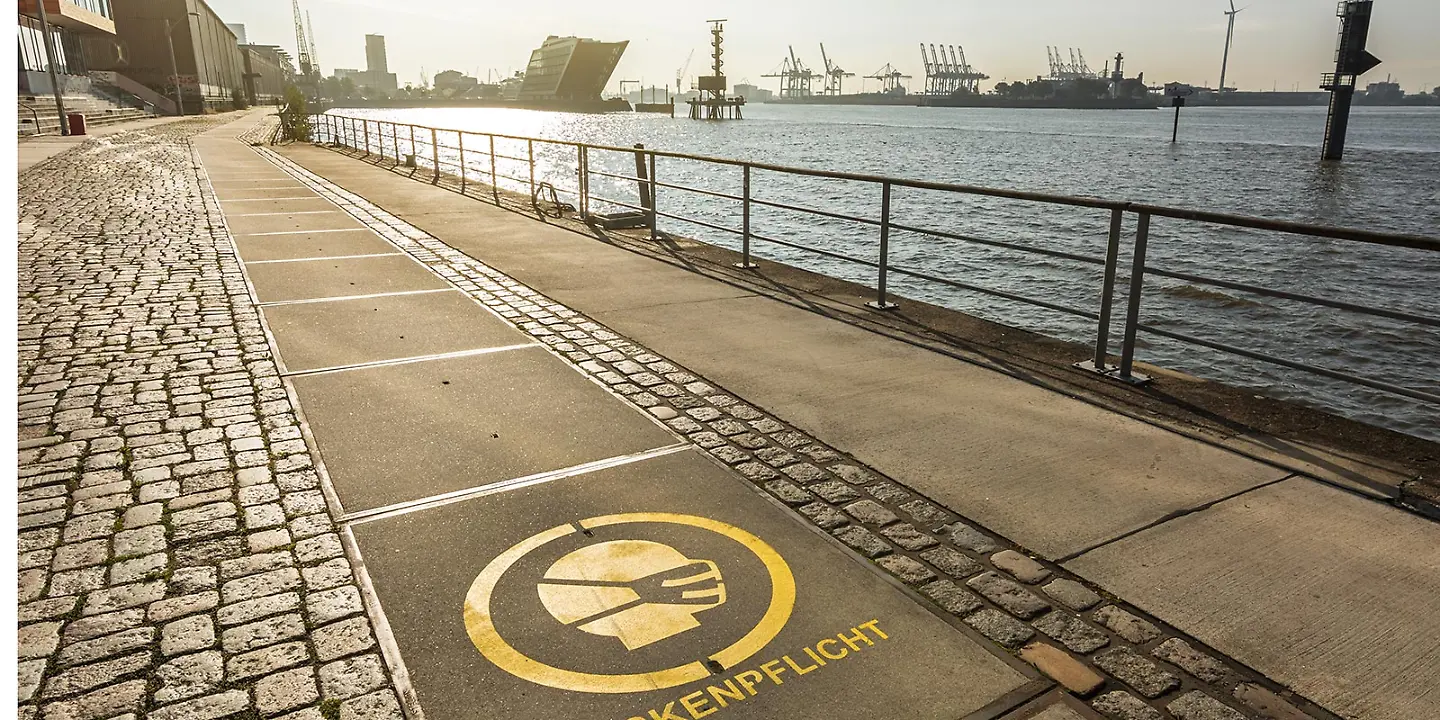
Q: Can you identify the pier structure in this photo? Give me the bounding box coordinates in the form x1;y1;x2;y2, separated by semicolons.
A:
1320;0;1382;161
687;19;745;120
921;43;989;95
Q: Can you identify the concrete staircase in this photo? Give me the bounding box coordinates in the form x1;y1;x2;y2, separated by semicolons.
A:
18;93;157;136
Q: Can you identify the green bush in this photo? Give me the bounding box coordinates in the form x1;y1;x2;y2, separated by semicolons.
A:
278;85;312;143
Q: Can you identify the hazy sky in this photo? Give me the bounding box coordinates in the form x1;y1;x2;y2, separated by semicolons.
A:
211;0;1440;93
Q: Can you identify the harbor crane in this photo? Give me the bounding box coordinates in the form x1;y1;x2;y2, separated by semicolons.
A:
677;48;694;94
819;43;854;95
762;46;818;98
865;63;911;95
290;0;313;77
306;10;320;75
921;43;989;95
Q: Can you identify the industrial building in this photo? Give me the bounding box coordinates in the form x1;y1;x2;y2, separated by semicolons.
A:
85;0;247;113
517;35;628;102
240;44;296;106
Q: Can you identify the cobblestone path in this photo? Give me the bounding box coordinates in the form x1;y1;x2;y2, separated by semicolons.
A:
17;119;403;719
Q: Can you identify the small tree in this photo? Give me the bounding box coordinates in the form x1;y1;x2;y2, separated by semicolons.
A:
232;87;249;110
278;85;312;143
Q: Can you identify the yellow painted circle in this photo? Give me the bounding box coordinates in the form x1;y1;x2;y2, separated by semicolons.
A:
463;512;796;694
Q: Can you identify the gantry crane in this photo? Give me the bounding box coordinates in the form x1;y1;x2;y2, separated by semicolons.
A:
866;63;911;95
819;43;854;96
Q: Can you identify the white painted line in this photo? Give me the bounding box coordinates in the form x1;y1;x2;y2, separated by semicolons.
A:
256;288;458;308
228;210;342;217
245;252;404;266
279;343;541;379
211;185;309;190
238;228;371;237
343;444;693;525
220;196;324;202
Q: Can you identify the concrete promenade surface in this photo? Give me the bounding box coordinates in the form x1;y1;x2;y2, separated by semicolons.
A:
13;109;1438;720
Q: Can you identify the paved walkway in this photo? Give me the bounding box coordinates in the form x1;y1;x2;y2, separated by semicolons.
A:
16;110;1438;720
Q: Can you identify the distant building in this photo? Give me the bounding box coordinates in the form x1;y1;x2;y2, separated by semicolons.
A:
518;35;627;102
226;23;246;45
240;44;295;106
733;83;772;102
433;69;478;97
366;34;388;74
337;34;397;94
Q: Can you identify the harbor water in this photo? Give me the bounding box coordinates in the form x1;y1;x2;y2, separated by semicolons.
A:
324;104;1440;441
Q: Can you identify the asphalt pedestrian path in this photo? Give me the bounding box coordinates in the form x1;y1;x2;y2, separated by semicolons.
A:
16;115;406;719
267;119;1440;720
163;109;1376;720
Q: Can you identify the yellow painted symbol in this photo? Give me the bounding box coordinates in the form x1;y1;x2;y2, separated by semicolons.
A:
463;512;796;694
537;540;727;650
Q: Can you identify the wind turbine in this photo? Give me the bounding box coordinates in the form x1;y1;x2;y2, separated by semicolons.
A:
1218;0;1245;96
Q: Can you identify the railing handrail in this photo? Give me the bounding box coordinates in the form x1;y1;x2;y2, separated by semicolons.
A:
310;113;1440;425
312;112;1440;251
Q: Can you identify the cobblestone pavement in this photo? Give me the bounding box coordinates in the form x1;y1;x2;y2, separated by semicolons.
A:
257;136;1344;720
17;119;403;720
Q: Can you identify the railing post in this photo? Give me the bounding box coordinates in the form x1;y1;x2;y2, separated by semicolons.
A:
867;181;898;310
577;145;587;218
735;164;757;269
431;128;440;183
1117;212;1152;383
362;119;371;156
648;150;658;240
409;125;416;168
1085;207;1126;372
392;122;400;164
489;135;499;204
527;139;537;211
458;132;466;193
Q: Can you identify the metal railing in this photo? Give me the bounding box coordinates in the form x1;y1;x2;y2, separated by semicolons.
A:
308;113;1440;411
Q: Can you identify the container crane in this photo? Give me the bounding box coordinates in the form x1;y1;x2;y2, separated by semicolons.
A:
820;43;854;96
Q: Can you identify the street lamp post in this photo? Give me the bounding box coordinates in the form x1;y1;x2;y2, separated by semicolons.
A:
164;18;184;115
34;0;70;135
163;11;202;116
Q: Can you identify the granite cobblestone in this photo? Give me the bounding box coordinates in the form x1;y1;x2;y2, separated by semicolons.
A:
15;119;396;718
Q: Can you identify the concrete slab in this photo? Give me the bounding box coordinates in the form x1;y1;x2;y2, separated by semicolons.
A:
210;185;311;200
220;196;332;214
262;290;530;372
349;449;1030;720
399;212;759;314
592;294;1285;561
245;254;448;303
226;209;365;236
290;348;678;512
1066;478;1440;720
234;231;400;263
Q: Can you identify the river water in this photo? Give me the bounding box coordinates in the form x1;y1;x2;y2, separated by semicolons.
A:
324;104;1440;441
